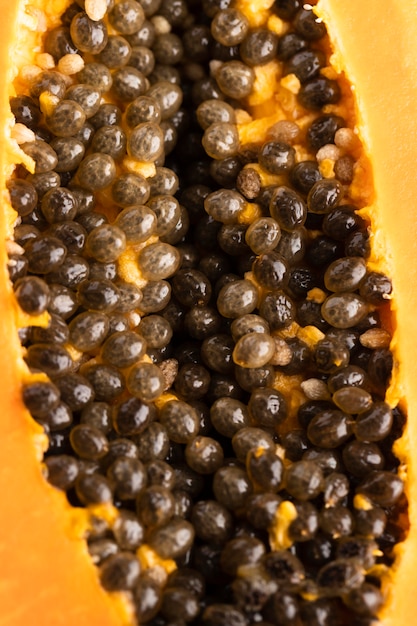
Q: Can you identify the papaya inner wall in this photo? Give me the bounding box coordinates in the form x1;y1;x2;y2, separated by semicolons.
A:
0;0;128;624
318;0;417;624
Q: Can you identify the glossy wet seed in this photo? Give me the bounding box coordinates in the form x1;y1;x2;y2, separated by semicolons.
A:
9;3;406;624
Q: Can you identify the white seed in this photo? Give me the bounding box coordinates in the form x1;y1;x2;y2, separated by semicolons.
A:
85;0;107;21
159;358;179;391
58;53;85;75
316;144;342;162
6;240;25;256
36;53;55;70
301;378;331;401
269;337;293;366
334;127;360;151
360;328;391;349
266;120;300;144
20;64;42;84
11;123;36;144
151;15;171;34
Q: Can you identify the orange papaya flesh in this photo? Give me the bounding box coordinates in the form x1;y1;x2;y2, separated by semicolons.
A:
0;0;415;624
317;3;417;624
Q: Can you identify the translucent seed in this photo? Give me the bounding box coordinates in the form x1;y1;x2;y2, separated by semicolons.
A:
127;362;165;402
125;96;161;128
307;410;353;448
45;455;79;490
77;279;120;312
240;28;279;66
233;332;275;368
210;397;251;437
356;471;404;507
25;236;67;274
15;276;50;315
344;583;384;617
21;140;58;173
107;457;147;500
136;485;175;529
323;472;349;507
211;8;249;46
109;0;145;34
91;125;127;160
80;402;112;433
101;331;147;368
30;70;67;99
202;122;240;159
212;466;252;511
298;76;341;110
269;186;307;231
50;137;85;172
147;519;195;560
217;279;258;318
259;290;295;331
113;397;154;436
7;179;38;216
359;271;392;304
159;400;199;444
215;61;255;99
308;179;343;214
111;66;147;101
41;187;78;223
75;472;113;505
333;387;373;415
129;45;155;76
245;217;281;254
196;99;235;130
55;373;95;411
90;103;122;129
70;424;109;460
81;363;125;402
127;121;164;161
77;62;113;91
259;141;295;174
69;311;110;352
140;280;171;313
147;194;180;236
317;558;364;596
147;81;183;120
111;172;150;206
324;257;367;292
86;225;126;262
45;100;87;138
321;293;369;329
77;152;116;190
285;460;324;500
41;401;73;432
185;436;224;475
315;338;349;374
113;510;144;550
70;12;108;54
66;83;101;119
319;505;354;538
232;427;275;463
354;401;393;442
138;242;181;280
248;387;287;428
204;189;246;224
22;380;60;418
100;552;141;592
97;35;132;69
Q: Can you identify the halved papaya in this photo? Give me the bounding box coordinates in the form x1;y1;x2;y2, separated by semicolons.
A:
0;0;416;624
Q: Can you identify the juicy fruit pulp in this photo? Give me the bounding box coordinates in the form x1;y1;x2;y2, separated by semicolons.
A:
0;0;416;625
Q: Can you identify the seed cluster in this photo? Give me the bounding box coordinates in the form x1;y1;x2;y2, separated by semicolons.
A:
8;0;406;624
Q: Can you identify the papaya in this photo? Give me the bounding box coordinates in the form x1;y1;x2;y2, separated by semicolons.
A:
0;0;415;624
